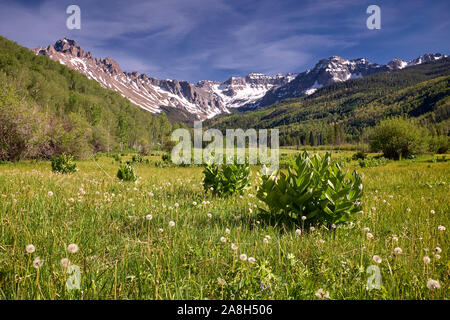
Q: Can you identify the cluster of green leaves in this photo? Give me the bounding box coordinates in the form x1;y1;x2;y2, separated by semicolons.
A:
50;154;77;174
352;150;367;160
0;36;185;161
206;58;449;147
117;163;138;182
256;151;363;226
358;157;389;168
203;162;251;197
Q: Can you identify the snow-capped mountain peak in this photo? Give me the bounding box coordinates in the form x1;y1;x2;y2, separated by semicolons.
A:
33;39;447;119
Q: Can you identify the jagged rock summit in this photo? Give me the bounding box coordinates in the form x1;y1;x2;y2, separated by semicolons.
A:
33;38;447;119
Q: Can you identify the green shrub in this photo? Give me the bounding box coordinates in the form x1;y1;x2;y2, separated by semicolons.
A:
358;157;389;168
162;153;170;162
117;163;138;181
256;151;363;226
369;118;428;160
203;162;250;197
51;154;77;174
132;154;144;163
429;135;449;154
352;150;367;160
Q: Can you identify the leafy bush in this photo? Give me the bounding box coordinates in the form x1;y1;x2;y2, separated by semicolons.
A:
256;151;363;226
369;118;428;160
358;157;389;168
162;153;171;162
51;154;77;174
203;162;250;197
117;163;138;181
352;150;367;160
429;135;449;154
132;154;144;163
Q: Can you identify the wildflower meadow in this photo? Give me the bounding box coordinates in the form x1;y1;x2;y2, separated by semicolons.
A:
0;150;448;300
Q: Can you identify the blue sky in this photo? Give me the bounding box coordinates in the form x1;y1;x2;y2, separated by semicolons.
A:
0;0;448;82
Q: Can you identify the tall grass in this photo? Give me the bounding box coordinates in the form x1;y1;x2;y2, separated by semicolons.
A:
0;153;448;299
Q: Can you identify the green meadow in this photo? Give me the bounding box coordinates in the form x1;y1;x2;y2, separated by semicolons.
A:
0;150;448;300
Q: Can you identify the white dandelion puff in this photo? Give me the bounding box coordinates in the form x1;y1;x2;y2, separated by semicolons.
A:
60;258;70;268
239;254;247;261
32;257;44;269
426;279;441;290
372;255;382;264
423;256;431;264
26;244;35;254
67;243;79;254
217;278;226;286
248;257;256;264
315;288;330;299
145;214;153;221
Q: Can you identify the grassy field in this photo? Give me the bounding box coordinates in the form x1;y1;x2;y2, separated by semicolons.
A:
0;151;448;300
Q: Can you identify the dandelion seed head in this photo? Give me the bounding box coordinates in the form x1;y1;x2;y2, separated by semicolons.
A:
315;288;330;299
60;258;70;268
239;254;247;261
67;243;79;254
32;257;44;269
423;256;431;264
426;279;441;290
26;244;35;254
372;255;382;264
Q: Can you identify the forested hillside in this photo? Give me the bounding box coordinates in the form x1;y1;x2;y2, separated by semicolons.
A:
0;36;183;161
206;58;450;146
